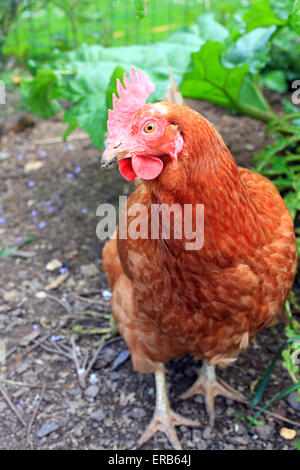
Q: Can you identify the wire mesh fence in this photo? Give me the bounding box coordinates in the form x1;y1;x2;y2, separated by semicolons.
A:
2;0;204;62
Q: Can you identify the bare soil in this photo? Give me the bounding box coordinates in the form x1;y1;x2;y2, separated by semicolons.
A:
0;97;299;450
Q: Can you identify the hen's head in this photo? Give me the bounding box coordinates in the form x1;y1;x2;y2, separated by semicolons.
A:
101;67;184;181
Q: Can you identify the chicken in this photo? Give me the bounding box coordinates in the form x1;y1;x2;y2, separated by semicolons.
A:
101;67;297;449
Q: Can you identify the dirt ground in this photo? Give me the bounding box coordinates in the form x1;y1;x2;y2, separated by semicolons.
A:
0;96;299;451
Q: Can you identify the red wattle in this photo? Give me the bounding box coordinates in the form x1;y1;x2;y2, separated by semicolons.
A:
131;155;163;180
119;158;137;181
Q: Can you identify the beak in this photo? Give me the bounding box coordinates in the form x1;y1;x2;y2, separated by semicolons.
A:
100;146;133;169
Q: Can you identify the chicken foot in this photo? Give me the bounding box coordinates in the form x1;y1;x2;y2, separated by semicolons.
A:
138;365;199;450
180;361;246;425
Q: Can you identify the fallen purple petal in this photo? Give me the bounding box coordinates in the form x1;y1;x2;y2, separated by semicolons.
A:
75;166;81;174
0;217;6;224
40;150;47;158
54;194;60;201
31;210;37;217
17;153;24;160
16;400;25;408
67;173;74;179
38;221;47;229
33;324;39;331
81;208;88;214
50;335;65;343
45;200;52;206
16;237;23;243
49;206;58;213
28;181;35;188
59;267;69;275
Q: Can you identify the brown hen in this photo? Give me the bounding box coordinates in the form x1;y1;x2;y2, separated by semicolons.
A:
101;68;297;449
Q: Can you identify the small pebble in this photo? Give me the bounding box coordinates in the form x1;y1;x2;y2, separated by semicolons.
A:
256;424;274;440
131;408;146;419
90;409;105;421
287;391;300;411
46;259;62;271
102;289;112;301
80;263;98;278
84;385;99;398
37;422;60;438
202;426;212;440
89;374;98;385
280;427;296;440
35;291;47;299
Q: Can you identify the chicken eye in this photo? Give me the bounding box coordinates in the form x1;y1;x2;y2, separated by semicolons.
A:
143;122;156;134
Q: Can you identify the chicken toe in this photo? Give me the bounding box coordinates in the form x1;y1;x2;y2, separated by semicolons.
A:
138;367;199;450
180;361;246;425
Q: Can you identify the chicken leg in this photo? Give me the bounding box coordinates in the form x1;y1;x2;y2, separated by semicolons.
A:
180;361;246;424
138;364;199;450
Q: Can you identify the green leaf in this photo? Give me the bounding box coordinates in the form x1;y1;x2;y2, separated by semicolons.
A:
62;119;78;142
194;13;229;43
270;0;294;19
289;0;300;34
239;76;272;113
243;0;288;31
260;70;287;93
0;237;35;258
182;41;249;110
133;0;147;19
21;70;61;119
22;37;199;149
222;26;277;74
250;342;286;407
249;380;300;425
0;246;19;257
283;99;300;127
284;190;300;218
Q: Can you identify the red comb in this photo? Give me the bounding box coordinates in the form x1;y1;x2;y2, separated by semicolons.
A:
107;67;155;142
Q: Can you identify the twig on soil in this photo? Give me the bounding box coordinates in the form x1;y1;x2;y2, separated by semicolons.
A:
70;335;105;388
40;343;71;360
0;383;27;429
33;133;89;146
83;338;105;381
73;293;110;307
19;333;51;359
39;335;108;389
46;293;72;315
253;406;300;428
2;379;58;389
27;383;46;449
45;272;69;291
4;346;18;360
11;250;36;259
